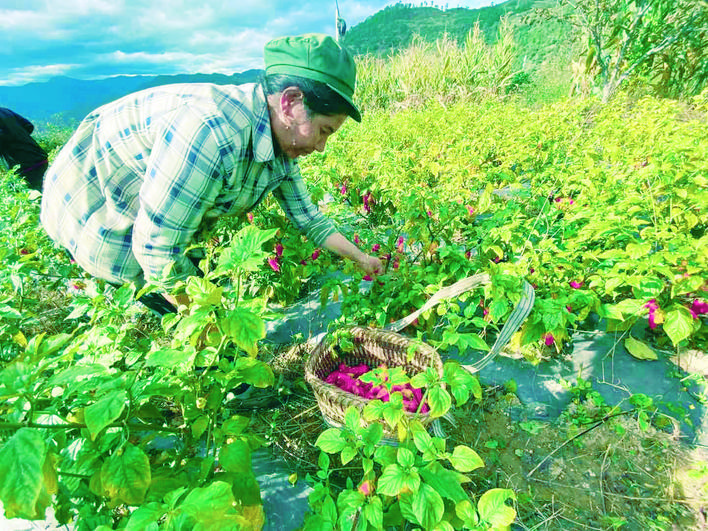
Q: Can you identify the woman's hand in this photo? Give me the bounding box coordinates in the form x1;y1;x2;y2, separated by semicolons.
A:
357;254;384;277
323;232;384;277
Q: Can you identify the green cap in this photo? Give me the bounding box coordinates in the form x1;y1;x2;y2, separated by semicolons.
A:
264;33;361;122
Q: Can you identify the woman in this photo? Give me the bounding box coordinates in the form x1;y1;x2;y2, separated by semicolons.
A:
41;34;382;314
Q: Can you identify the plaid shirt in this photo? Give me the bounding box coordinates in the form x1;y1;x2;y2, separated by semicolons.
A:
40;83;337;287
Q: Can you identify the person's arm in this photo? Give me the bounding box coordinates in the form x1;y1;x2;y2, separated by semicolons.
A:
323;232;383;276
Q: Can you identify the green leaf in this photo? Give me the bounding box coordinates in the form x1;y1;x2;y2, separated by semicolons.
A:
216;225;278;274
397;447;415;468
624;336;658;361
125;502;168;531
449;445;484;473
0;429;56;519
232;357;274;388
344;406;360;432
426;386;452;418
336;489;365;530
144;347;196;371
455;499;480;527
315;428;346;454
100;444;151;506
664;307;695;346
477;488;516;527
362;496;383;530
221;308;266;357
377;464;420;496
84;389;128;441
220;415;250;436
177;481;242;528
341;444;358;466
219;440;252;474
412;483;445;530
185;277;223;307
419;462;470;503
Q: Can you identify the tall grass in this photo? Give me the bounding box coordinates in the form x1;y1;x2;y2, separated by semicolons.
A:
355;16;520;112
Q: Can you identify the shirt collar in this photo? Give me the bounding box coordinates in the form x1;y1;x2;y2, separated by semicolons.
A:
250;84;277;163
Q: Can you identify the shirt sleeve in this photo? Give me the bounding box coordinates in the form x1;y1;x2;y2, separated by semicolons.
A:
271;163;338;247
132;111;227;287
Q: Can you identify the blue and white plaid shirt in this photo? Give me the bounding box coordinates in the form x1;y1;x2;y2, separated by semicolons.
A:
41;83;337;287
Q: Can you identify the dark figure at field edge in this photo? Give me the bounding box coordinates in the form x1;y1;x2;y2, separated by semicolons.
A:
0;107;48;191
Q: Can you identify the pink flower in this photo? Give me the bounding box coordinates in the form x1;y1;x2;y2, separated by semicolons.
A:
427;210;432;217
371;243;380;252
311;249;321;260
267;257;280;272
644;299;659;329
358;480;372;496
691;299;708;315
275;243;284;257
19;248;29;255
363;192;374;213
246;212;254;223
396;236;404;254
483;307;489;316
363;274;372;281
465;250;472;259
353;234;360;244
392;257;400;270
570;280;583;289
466;205;475;216
566;305;573;313
544;333;555;346
340;183;347;195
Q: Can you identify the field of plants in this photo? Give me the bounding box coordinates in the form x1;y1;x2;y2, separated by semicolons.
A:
1;8;708;530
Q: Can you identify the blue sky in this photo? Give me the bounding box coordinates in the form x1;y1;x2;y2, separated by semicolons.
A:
1;0;497;86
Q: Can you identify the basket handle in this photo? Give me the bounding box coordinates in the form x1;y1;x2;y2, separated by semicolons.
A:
384;274;535;374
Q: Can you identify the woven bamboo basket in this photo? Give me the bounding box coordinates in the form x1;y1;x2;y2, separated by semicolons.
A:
304;326;443;435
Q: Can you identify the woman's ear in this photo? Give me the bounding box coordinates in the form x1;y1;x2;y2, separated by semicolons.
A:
279;86;305;123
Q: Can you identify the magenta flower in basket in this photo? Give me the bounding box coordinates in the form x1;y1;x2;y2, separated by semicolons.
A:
325;363;429;414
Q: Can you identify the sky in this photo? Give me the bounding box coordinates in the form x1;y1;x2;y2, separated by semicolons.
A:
0;0;497;87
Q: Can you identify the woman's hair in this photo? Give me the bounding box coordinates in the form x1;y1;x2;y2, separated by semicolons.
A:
262;74;351;119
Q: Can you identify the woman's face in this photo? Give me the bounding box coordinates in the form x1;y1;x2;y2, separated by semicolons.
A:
272;87;347;159
285;112;347;159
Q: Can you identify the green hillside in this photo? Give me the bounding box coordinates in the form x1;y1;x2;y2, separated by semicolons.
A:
343;0;576;67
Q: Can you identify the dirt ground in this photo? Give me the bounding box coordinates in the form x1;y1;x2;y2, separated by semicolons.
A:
262;344;708;531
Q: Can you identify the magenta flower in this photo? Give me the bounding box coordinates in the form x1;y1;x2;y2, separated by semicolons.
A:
363;274;372;281
371;243;380;252
466;205;475;216
353;234;360;244
396;236;404;254
392;257;400;270
267;257;280;272
340;183;347;195
566;305;573;313
570;280;583;289
358;480;372;496
275;243;284;257
465;250;472;259
427;210;432;217
544;333;555;346
363;192;374;213
246;212;254;223
691;299;708;316
311;249;321;260
644;299;659;329
300;259;307;265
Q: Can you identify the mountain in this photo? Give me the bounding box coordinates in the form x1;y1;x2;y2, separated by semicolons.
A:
0;70;262;129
